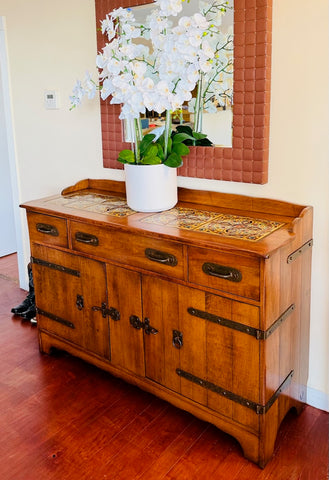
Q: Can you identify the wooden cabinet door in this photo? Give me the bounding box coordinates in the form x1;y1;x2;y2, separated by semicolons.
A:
32;244;109;358
179;289;260;429
106;264;145;377
142;275;181;392
143;276;260;428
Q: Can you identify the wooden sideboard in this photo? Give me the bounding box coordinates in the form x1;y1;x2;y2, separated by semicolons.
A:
21;179;313;468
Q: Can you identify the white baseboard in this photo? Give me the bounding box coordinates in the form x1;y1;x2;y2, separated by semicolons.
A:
307;386;329;412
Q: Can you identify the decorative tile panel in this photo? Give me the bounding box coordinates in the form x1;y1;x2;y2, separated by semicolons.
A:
45;194;134;217
141;208;284;241
46;194;283;241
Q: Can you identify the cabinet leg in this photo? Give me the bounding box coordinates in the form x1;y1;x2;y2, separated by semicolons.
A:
38;331;53;355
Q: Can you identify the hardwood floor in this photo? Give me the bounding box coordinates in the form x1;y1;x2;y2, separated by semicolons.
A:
0;254;328;480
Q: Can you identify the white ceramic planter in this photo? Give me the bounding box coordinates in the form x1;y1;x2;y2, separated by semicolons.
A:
124;163;177;213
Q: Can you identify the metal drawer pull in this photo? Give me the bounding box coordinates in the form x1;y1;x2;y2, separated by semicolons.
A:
75;231;99;246
202;262;242;282
145;248;178;266
36;223;59;236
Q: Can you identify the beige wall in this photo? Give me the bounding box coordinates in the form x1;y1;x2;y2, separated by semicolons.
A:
1;0;328;409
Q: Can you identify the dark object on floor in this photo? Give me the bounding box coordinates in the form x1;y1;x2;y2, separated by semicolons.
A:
11;264;36;323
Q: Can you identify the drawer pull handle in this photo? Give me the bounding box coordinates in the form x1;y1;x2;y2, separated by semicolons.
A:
145;248;178;266
75;231;99;246
36;223;59;236
202;262;242;282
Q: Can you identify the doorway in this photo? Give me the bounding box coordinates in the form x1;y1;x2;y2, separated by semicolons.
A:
0;17;25;289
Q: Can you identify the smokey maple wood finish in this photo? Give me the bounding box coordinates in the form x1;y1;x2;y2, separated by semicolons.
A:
2;254;328;479
21;179;313;468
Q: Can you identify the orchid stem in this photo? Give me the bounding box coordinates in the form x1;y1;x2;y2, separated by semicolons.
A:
164;110;172;160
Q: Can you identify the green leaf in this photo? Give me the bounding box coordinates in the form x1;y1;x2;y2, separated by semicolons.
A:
157;133;165;150
164;152;183;168
141;155;162;165
175;125;193;136
172;143;190;157
196;138;213;146
192;132;207;140
172;132;195;144
117;149;135;164
143;143;158;158
156;143;165;161
140;133;156;155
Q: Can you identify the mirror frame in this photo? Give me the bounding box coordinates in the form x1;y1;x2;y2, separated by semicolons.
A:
95;0;272;184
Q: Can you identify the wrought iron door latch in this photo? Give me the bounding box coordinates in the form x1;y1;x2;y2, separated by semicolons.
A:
92;302;120;321
76;294;84;310
129;315;158;335
172;330;183;349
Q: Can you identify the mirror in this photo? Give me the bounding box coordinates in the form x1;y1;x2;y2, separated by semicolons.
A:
95;0;272;184
125;2;234;148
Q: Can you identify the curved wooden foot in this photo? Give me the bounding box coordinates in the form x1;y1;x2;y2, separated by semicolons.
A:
38;330;55;355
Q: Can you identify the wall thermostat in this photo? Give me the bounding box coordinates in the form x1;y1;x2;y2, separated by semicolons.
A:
44;90;59;109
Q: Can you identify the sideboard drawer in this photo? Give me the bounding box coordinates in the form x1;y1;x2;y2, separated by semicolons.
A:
188;246;260;300
27;212;68;248
70;221;186;280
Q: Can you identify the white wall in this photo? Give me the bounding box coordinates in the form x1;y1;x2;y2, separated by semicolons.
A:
1;0;328;411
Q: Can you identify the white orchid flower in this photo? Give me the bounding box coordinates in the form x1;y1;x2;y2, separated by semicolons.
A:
110;7;135;22
155;0;183;17
71;0;233;137
122;23;141;39
192;13;209;30
101;15;116;40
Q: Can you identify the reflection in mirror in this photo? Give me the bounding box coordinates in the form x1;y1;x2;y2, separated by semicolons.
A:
96;0;272;184
124;1;233;147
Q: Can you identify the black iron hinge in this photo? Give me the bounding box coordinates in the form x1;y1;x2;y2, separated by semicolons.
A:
176;369;294;414
188;304;295;340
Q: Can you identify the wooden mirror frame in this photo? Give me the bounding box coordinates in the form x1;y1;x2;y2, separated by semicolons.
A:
95;0;272;184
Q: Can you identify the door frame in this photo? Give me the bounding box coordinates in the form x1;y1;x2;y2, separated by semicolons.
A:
0;17;26;289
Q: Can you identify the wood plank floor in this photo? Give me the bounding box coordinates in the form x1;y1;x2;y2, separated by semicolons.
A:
0;254;328;480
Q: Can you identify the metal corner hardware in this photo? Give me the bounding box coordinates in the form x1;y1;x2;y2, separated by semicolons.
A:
260;304;295;340
287;239;313;263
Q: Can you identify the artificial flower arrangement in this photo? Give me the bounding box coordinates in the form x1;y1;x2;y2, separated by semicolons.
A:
70;0;233;168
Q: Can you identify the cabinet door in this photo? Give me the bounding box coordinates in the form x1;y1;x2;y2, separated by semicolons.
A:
179;289;260;429
106;264;145;377
32;244;109;358
142;275;181;392
143;276;260;428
